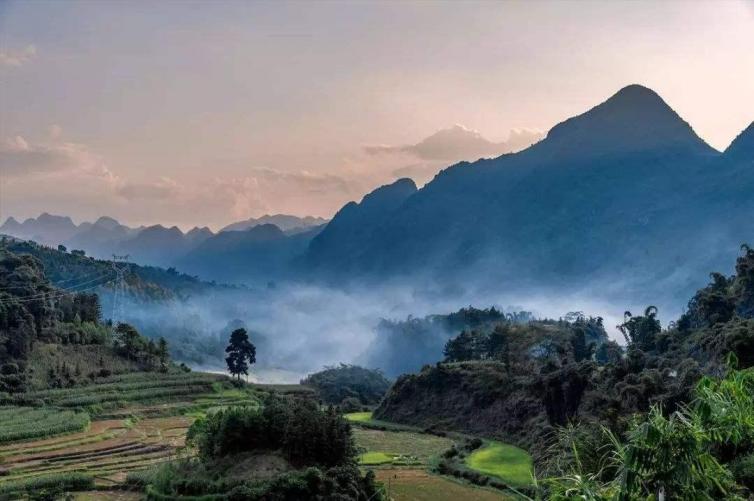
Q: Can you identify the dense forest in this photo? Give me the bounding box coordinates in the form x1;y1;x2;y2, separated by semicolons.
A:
301;364;391;410
376;245;754;498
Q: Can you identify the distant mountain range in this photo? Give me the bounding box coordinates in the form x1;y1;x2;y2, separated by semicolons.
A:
4;84;752;306
0;213;326;275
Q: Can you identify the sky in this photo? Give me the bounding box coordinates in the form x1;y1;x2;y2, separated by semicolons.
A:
1;0;753;230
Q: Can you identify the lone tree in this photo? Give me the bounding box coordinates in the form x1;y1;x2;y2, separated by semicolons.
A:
225;328;256;381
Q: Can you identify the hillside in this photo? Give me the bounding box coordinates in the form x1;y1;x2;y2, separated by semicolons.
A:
0;247;172;392
375;245;754;466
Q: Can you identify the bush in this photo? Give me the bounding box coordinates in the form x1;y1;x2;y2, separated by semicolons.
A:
190;395;356;467
301;364;391;406
731;452;754;491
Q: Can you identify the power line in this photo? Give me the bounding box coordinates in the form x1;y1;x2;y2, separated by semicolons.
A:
0;270;110;290
0;277;115;304
0;272;116;300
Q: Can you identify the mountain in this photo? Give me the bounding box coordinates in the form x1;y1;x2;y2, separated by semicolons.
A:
725;121;754;162
177;223;323;284
116;225;195;267
65;216;138;257
0;213;80;246
304;84;751;307
306;178;417;273
220;214;328;233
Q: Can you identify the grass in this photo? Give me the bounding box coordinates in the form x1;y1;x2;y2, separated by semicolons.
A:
374;469;510;500
465;441;533;486
345;411;373;422
360;451;395;465
353;428;453;464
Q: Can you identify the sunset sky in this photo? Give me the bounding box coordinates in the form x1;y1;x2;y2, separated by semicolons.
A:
1;0;753;230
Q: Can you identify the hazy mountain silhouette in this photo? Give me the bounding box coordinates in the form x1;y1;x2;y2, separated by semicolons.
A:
178;223;323;284
0;213;80;246
306;178;417;273
220;214;327;233
304;84;752;306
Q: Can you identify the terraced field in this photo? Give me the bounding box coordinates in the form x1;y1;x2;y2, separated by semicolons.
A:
0;371;259;498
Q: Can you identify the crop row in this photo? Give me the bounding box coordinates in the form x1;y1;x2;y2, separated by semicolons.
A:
0;471;94;495
55;383;215;407
0;408;90;444
23;373;223;401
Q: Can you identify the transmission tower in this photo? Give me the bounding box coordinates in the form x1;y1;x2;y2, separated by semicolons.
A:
110;254;130;327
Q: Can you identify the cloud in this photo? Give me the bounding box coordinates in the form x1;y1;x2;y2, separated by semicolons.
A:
0;45;36;67
364;125;543;162
0;135;117;183
116;177;181;201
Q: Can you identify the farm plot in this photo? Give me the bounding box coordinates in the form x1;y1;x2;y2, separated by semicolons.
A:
374;469;510;500
0;415;192;488
353;427;453;466
0;407;90;444
0;371;260;497
465;441;534;487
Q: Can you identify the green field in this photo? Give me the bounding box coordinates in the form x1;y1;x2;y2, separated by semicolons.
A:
354;427;453;465
345;411;374;422
465;441;534;486
360;451;395;465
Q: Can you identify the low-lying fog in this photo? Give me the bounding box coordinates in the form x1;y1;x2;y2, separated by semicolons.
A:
114;267;712;383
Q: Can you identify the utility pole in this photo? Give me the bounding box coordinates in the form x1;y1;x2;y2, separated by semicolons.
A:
110;254;130;327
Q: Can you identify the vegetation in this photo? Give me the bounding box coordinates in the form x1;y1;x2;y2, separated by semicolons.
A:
377;246;754;498
0;406;90;444
144;394;383;499
225;327;256;381
301;364;392;408
464;441;533;487
0;248;174;394
0;472;94;497
361;307;533;377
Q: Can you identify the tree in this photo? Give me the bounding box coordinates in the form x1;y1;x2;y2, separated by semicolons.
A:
115;323;142;361
157;337;169;371
225;328;256;381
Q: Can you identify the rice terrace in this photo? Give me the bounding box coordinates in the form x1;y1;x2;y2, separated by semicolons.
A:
0;370;534;499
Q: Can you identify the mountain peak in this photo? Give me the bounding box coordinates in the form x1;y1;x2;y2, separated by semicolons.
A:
541;84;714;158
93;216;121;230
725;122;754;161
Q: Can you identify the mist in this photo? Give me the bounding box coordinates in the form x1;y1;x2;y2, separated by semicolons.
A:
102;255;726;383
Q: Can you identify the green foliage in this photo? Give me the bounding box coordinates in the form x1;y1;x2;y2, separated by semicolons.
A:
189;396;356;467
0;472;94;496
225;328;256;380
0;406;89;443
301;363;391;406
146;460;382;500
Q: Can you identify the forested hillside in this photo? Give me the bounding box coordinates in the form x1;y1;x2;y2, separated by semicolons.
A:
0;247;169;392
376;245;754;496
